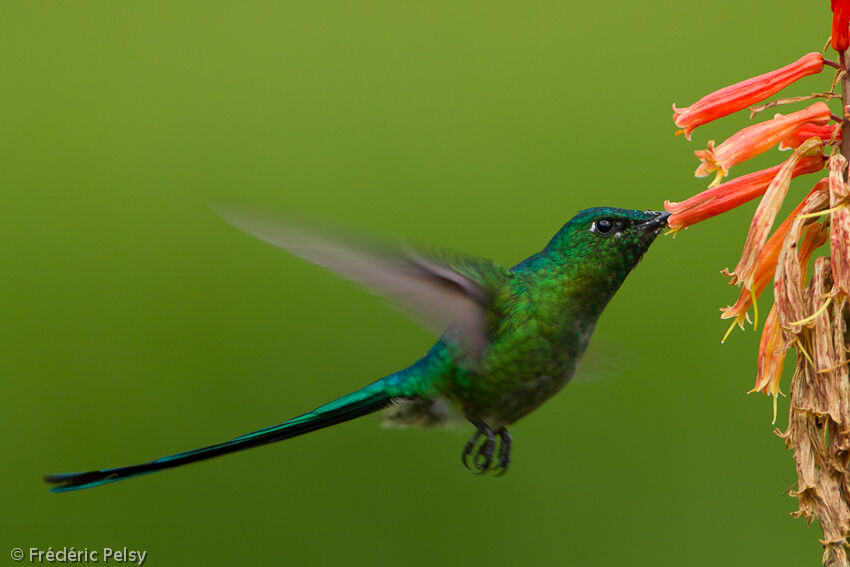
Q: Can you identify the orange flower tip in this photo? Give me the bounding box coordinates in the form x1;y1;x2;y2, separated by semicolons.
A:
672;105;694;140
694;143;714;158
694;154;722;180
746;384;766;395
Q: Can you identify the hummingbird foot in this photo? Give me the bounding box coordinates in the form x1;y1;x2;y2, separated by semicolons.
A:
461;421;492;473
461;421;512;475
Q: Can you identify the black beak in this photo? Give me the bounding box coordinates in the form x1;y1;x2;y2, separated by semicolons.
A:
638;210;670;232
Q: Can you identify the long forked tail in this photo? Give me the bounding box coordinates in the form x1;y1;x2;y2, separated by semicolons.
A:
45;383;393;492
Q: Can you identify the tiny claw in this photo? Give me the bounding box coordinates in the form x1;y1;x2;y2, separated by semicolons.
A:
461;430;482;471
461;419;496;474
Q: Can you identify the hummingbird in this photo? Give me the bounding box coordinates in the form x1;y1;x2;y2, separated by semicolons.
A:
45;207;669;491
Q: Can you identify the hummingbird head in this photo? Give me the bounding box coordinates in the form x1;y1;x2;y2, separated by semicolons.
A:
537;207;668;295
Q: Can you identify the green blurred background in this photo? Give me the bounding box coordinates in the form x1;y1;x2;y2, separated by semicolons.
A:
0;1;836;565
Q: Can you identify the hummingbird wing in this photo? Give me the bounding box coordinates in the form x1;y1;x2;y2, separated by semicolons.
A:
216;209;511;361
570;333;638;384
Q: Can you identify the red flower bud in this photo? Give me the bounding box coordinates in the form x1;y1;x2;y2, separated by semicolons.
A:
832;0;850;51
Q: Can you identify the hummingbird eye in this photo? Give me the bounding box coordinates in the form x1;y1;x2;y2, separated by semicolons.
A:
592;218;615;236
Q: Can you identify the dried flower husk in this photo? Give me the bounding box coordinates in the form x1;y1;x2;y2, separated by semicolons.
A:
773;192;831;345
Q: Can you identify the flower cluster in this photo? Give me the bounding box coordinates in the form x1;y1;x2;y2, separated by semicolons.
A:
668;4;850;560
668;52;842;407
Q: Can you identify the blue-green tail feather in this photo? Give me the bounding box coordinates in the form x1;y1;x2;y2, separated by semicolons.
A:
44;380;398;492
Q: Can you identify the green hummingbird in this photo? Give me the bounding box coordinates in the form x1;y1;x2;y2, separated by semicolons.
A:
45;207;668;491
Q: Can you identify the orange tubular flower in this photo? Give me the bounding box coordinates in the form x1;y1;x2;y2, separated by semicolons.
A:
720;138;825;292
665;155;825;230
720;187;828;328
832;0;850;52
751;221;827;418
752;306;787;423
753;307;785;393
779;123;842;151
694;102;832;187
672;52;824;140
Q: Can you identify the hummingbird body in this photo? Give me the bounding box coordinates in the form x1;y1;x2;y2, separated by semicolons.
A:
46;207;667;491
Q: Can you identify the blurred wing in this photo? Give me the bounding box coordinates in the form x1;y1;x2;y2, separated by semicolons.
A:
571;333;638;385
216;208;511;360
